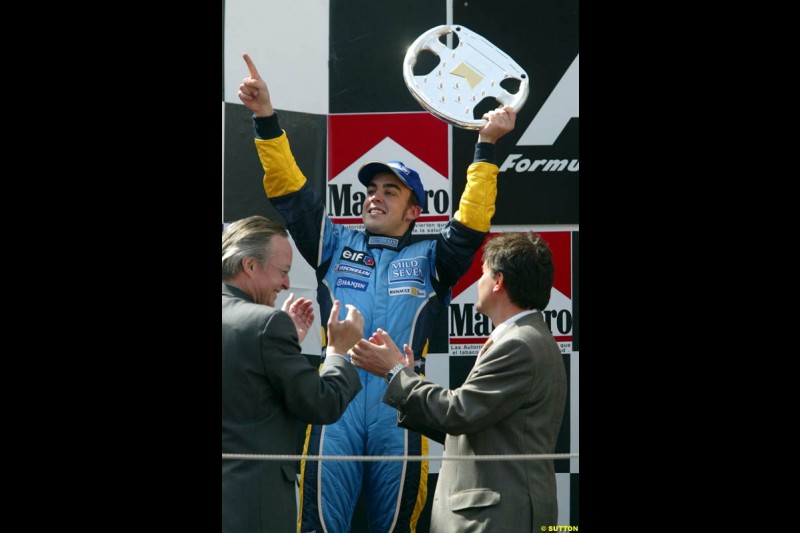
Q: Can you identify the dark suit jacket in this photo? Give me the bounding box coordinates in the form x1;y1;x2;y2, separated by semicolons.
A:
384;312;567;532
222;283;362;533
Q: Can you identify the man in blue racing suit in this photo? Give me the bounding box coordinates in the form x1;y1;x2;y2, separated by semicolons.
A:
238;53;516;532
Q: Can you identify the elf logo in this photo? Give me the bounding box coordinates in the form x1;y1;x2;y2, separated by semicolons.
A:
341;247;375;267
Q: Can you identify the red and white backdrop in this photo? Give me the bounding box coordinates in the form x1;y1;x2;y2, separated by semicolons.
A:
223;1;578;530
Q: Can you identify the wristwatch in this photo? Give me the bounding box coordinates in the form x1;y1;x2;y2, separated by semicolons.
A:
386;363;406;384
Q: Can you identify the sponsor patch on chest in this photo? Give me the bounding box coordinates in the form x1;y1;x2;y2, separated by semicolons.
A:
388;256;427;285
333;263;372;278
388;287;427;298
340;246;375;267
335;277;368;291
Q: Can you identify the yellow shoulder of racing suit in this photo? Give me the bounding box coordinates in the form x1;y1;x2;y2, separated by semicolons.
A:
453;161;498;233
255;131;307;198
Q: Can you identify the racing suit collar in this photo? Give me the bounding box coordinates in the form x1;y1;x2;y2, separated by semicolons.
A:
364;225;414;250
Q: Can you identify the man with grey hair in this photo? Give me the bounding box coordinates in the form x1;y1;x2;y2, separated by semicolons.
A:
238;53;518;533
222;215;366;533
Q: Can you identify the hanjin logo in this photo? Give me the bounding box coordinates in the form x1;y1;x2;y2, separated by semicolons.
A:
336;277;368;291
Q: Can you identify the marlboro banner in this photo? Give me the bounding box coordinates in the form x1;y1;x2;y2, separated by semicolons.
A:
448;229;575;355
327;112;451;235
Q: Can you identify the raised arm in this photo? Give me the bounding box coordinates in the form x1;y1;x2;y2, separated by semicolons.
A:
238;53;274;118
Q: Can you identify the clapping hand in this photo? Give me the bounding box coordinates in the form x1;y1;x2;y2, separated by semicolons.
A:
351;328;414;377
282;293;314;344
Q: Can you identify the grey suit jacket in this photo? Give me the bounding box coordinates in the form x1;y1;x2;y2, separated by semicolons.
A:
383;312;567;532
222;283;362;533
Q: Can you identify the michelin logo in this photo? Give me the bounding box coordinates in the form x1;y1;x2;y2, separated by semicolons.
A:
336;277;368;291
334;263;372;278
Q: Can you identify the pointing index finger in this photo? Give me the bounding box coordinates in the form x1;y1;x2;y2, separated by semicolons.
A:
242;53;261;80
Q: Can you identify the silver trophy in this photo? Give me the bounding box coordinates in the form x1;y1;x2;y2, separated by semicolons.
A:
403;25;529;130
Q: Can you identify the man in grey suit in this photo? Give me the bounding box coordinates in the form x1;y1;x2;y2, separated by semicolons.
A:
222;215;365;533
350;231;567;532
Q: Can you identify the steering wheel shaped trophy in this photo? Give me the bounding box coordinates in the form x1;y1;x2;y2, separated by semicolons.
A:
403;25;529;130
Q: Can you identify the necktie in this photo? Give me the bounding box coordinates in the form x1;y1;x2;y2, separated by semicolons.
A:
478;337;494;358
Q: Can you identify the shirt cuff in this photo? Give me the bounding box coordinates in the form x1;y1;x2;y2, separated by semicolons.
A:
473;142;496;164
253;113;282;140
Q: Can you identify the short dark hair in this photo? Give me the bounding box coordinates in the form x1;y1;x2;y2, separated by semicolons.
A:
482;232;554;310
